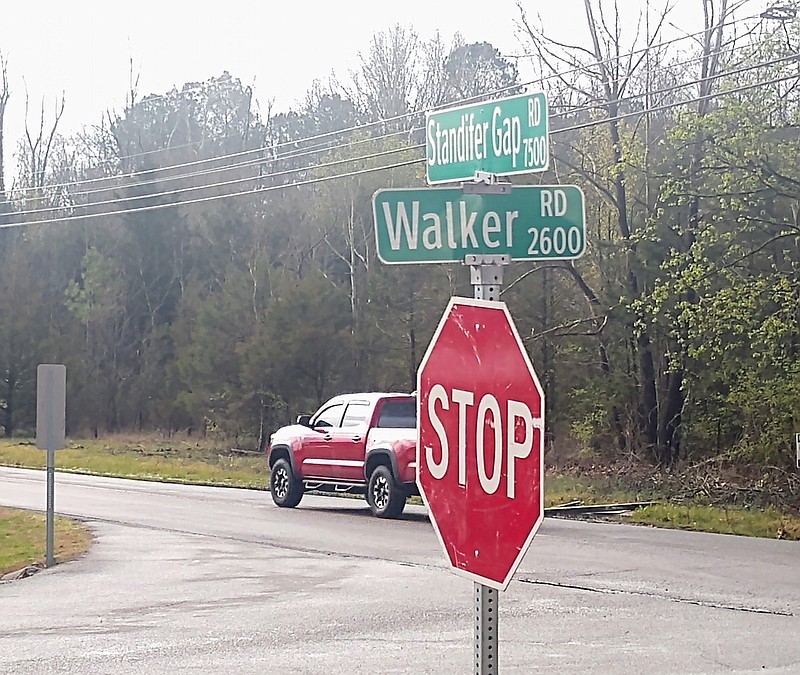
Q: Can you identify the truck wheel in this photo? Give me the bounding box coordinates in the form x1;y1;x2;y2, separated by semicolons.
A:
367;465;406;518
270;458;304;508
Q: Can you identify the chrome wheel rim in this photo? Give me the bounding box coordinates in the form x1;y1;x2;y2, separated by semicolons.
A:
372;475;390;510
273;467;289;499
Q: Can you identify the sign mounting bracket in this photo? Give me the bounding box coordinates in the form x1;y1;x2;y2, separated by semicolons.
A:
462;171;512;195
464;254;509;303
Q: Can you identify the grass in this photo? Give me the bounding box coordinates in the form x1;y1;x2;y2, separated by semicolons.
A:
628;503;800;540
0;506;93;576
544;473;654;508
0;437;268;489
1;436;799;542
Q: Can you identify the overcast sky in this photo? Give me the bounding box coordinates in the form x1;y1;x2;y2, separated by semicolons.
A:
2;1;531;134
1;0;717;182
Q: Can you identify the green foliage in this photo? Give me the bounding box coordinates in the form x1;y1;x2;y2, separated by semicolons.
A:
1;18;799;482
0;233;50;437
629;503;800;540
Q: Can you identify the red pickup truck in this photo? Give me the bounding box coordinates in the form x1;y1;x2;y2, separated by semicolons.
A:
267;392;418;518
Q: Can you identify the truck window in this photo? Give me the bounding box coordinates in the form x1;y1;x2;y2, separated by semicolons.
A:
312;402;346;428
376;400;416;429
342;402;370;427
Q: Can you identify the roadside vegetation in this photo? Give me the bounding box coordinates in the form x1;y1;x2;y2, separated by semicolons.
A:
0;437;267;488
0;506;92;577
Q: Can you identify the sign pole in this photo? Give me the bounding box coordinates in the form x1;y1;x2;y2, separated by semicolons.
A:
475;582;498;674
392;91;554;675
46;444;55;567
466;184;509;673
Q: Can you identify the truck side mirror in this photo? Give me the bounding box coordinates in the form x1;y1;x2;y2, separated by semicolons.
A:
296;414;312;427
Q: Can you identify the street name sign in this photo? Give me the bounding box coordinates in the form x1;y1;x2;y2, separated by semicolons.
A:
416;297;545;591
426;92;549;184
373;185;585;264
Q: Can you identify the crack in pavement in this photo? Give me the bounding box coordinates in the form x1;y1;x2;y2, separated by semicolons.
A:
516;576;795;616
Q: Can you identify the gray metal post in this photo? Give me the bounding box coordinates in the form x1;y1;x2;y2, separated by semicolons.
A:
45;365;56;568
465;254;509;302
463;176;511;674
46;446;55;567
475;582;499;674
468;257;504;673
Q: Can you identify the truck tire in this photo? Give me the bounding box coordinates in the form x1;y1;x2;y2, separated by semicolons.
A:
270;458;304;508
367;464;406;518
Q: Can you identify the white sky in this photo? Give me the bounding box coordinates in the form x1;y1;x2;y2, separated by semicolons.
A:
0;0;722;183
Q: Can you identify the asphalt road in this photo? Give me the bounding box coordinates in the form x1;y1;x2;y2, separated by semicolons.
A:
1;466;799;674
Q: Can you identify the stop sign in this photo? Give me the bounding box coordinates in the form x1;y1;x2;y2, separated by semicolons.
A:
416;297;545;591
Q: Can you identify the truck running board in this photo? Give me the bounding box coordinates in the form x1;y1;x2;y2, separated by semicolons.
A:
303;481;366;495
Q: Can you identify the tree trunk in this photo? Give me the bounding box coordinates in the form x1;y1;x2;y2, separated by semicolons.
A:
2;373;13;437
408;293;417;391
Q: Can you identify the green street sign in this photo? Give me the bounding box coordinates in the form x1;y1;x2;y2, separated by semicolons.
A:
426;92;549;185
373;186;585;264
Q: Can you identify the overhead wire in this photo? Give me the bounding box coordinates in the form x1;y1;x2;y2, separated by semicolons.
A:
12;33;775;212
2;67;797;229
6;7;767;203
6;41;793;223
2;13;793;228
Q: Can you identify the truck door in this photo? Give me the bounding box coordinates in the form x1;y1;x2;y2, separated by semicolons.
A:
300;401;346;480
332;400;371;481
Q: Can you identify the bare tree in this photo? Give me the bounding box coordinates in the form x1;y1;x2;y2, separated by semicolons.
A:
17;89;65;190
345;24;421;125
0;52;9;203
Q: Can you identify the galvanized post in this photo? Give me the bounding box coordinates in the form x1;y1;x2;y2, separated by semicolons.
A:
475;582;499;674
463;175;511;674
46;446;55;567
468;252;505;675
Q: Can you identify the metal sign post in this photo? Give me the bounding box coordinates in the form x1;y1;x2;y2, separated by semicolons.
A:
475;582;498;674
393;92;556;674
469;266;504;675
36;364;66;568
468;179;509;675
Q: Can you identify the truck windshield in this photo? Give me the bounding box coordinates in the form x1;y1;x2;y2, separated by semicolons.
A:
376;400;416;429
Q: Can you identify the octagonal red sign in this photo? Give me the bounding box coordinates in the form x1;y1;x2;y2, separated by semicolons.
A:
416;297;545;591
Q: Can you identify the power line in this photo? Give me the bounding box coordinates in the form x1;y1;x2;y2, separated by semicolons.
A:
16;126;414;207
9;143;422;218
8;47;794;222
14;36;769;211
6;7;765;202
3;69;796;230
